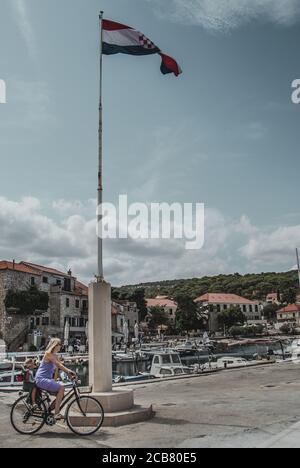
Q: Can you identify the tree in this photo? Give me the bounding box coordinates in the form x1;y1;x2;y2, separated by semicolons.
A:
279;323;296;335
277;289;281;302
112;270;299;307
147;306;169;331
111;288;125;301
217;306;246;331
281;288;297;305
262;303;280;321
111;287;148;321
130;289;148;322
175;294;205;333
5;285;49;315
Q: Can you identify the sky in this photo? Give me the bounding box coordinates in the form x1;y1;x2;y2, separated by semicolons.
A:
0;0;299;286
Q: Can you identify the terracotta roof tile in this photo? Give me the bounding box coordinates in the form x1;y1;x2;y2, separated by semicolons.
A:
146;297;177;308
277;304;300;314
0;261;40;275
21;262;70;278
74;280;88;296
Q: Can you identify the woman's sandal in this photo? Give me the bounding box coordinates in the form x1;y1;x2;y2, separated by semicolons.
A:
54;413;64;421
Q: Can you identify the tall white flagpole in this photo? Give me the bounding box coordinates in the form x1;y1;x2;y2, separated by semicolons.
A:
97;11;104;281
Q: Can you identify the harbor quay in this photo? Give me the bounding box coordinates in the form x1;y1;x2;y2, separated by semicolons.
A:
2;361;300;448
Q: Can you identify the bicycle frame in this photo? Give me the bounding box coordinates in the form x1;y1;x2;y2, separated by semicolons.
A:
39;380;88;417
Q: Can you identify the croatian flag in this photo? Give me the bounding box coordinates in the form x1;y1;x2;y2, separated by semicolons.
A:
102;19;182;77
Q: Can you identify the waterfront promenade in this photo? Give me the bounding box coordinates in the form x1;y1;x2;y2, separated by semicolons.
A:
1;362;300;448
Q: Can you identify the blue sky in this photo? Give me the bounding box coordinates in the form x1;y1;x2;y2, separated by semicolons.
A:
0;0;299;285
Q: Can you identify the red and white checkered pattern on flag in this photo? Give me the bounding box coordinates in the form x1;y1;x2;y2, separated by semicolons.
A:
139;35;156;50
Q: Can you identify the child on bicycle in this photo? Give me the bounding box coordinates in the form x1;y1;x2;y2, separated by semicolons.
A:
23;358;37;405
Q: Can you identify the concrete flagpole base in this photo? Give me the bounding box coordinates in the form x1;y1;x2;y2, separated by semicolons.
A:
88;281;153;427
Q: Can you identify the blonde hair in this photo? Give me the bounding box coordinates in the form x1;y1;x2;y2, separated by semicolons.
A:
45;338;61;354
24;358;35;368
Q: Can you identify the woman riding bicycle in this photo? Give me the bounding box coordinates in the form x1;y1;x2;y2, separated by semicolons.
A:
35;338;76;420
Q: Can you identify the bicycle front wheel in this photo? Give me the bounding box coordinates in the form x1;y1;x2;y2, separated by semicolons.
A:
66;396;104;436
10;395;46;435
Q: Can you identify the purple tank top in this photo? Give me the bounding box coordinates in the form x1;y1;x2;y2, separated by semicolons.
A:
35;359;56;381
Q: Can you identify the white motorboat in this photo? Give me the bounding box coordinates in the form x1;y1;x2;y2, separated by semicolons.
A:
291;350;300;362
203;357;248;370
279;349;300;364
112;350;148;362
148;351;191;378
175;340;198;355
291;339;300;351
153;366;191;378
112;352;139;362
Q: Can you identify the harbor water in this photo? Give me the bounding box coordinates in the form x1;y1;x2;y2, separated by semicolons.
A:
69;359;150;386
69;341;287;386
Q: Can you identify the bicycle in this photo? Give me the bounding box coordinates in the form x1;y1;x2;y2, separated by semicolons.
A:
10;378;105;436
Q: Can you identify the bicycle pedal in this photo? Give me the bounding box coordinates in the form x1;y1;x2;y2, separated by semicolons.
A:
46;415;56;427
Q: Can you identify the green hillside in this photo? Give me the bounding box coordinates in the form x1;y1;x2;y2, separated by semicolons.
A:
113;270;299;302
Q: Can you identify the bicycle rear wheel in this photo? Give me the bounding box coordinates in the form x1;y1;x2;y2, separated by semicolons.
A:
66;396;104;436
10;395;46;435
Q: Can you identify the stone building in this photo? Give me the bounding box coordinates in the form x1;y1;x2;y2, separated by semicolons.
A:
276;304;300;326
266;292;281;305
146;296;178;324
113;300;139;332
0;260;88;351
0;261;41;350
111;302;126;344
111;300;139;343
194;293;263;332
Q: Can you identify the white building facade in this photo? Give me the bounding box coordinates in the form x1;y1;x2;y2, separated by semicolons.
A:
195;293;263;332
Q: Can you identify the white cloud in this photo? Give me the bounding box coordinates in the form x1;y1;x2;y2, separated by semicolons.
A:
0;196;299;286
0;197;228;284
11;0;38;62
151;0;300;31
0;196;92;271
234;215;258;236
240;224;300;267
52;199;96;217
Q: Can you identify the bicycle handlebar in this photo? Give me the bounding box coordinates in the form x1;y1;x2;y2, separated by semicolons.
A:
71;376;81;386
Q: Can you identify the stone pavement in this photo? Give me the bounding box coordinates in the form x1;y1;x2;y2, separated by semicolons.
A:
1;362;300;448
259;421;300;448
